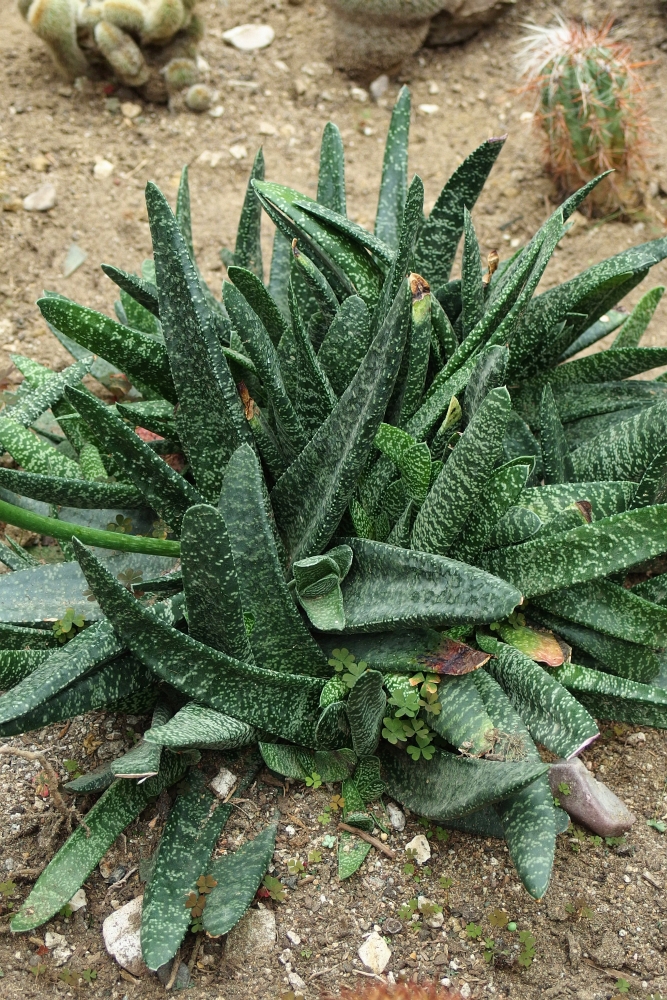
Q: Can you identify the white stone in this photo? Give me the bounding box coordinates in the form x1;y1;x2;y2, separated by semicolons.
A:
68;888;87;911
93;159;114;179
286;930;301;945
258;121;278;136
208;105;224;118
386;802;405;831
626;732;646;745
405;834;431;864
279;948;292;965
428;912;444;928
63;243;87;278
222;24;275;51
460;983;472;999
229;144;248;161
210;766;236;800
224;906;276;960
350;86;368;102
102;894;146;977
418;104;439;115
23;182;56;211
121;102;142;119
358;931;391;974
198;150;225;167
44;931;72;967
288;971;306;990
369;74;389;101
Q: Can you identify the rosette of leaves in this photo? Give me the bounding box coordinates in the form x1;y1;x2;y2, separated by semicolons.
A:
2;89;667;965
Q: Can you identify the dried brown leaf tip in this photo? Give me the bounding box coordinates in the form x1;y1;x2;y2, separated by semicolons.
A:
238;381;255;421
483;248;499;285
408;272;430;301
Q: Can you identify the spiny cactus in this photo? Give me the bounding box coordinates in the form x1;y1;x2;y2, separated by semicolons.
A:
2;88;667;970
518;17;648;214
18;0;209;105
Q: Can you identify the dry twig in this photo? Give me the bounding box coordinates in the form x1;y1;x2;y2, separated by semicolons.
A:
337;822;396;859
0;745;90;835
165;947;181;991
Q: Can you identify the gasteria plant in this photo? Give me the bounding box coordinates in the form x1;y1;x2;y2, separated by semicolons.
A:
517;17;648;215
1;88;667;967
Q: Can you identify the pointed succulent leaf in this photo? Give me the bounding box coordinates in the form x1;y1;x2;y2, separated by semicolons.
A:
570;399;667;484
473;669;556;900
233;148;265;280
464;345;508;421
414;135;506;288
540;384;573;485
530;608;660;685
0;649;51;689
559;309;626;361
144;702;257;748
317;295;372;397
181;504;253;661
380;744;548;820
317;629;490;676
318;121;347;215
203;818;279;936
5;358;92;428
271;281;410;564
412;387;512;555
101;264;160;316
259;742;356;781
0;420;81;479
116;400;178;440
429;673;495;754
480;505;667;598
554;662;667;730
288;280;337;437
73;539;324;743
375;86;410;250
450;461;530;562
494;623;565;666
345;668;385;757
338;537;520;630
519;481;636;522
0;468;143;510
219;445;328;675
141;770;233;970
146;183;252;499
65;385;202;533
338;830;372;879
484;506;543;550
11;752;187;932
612;286;664;349
353;755;385;802
478;635;599;757
461;208;484;337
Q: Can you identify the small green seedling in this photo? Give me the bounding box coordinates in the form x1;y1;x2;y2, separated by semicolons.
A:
262;875;286;902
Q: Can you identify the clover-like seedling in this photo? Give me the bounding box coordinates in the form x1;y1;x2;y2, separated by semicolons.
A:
262;875;286;902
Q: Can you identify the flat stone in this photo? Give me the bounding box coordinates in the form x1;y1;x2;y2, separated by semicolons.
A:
288;971;306;990
386;802;405;831
23;182;56;211
358;931;391;974
549;757;635;837
370;74;389;100
224;905;276;960
591;929;625;968
626;732;646;746
286;930;301;945
210;766;236;800
222;24;275;51
102;894;146;977
68;888;87;911
121;102;142;119
383;918;403;934
156;958;191;988
63;244;87;278
405;834;431;864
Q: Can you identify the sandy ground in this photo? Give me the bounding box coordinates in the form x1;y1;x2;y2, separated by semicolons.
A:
1;0;667;996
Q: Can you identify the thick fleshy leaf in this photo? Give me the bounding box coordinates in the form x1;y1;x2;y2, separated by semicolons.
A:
11;752;187;932
203;818;279;937
612;286;664;349
0;420;80;479
375;86;410;250
570;399;667;484
461;208;484;337
540;384;573;485
450;462;531;562
530;608;660;685
533;578;667;648
338;537;521;631
233;148;265;279
259;742;356;781
0;649;50;689
493;622;566;666
317;296;371;397
73;539;324;744
5;358;92;428
111;702;170;778
37;296;175;402
353;755;385;802
288;280;337;437
554;662;667;729
346;669;385;757
271;281;410;565
518;481;636;522
318;121;346;215
380;744;549;820
338;830;372;879
65;385;201;534
0;468;144;509
411;387;511;555
144;702;257;749
478;636;599;757
148;184;252;499
219;445;328;676
430;673;495;754
181;504;252;661
101;264;160;316
141;770;233;970
480;505;667;598
484;506;543;550
414;136;506;288
473;669;556;900
317;629;489;676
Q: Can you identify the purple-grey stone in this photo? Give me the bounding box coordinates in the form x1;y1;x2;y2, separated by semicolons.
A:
549;757;635;838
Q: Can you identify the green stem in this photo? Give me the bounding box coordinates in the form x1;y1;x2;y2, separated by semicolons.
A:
0;499;180;557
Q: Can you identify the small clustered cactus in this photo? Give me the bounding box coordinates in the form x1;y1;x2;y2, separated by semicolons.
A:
18;0;213;108
518;17;648;215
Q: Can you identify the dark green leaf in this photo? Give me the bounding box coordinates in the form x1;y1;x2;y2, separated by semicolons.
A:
554;662;667;730
375;86;410;250
0;468;144;509
234;149;265;280
144;702;257;748
318;122;346;215
203;818;279;936
346;669;385;757
101;264;159;317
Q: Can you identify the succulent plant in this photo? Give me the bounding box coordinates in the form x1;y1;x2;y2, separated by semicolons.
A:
2;87;667;966
18;0;208;105
518;17;648;214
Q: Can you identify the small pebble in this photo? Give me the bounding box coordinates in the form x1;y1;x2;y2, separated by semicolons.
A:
93;159;114;179
230;144;248;161
222;24;275;51
286;930;301;945
405;834;431;864
120;102;142;119
63;244;87;278
370;74;389;101
350;86;368;103
418;104;440;115
23;182;56;211
386;802;405;831
626;732;646;746
383;918;403;935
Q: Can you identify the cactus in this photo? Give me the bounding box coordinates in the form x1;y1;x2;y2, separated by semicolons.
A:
18;0;206;105
518;17;648;215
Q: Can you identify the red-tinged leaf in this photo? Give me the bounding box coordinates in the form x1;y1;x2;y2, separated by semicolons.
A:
418;635;491;675
495;623;567;666
135;426;164;443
